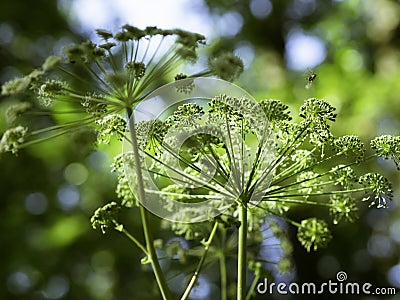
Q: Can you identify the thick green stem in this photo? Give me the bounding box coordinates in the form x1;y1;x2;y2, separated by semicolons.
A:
219;228;227;300
126;108;171;300
237;203;248;300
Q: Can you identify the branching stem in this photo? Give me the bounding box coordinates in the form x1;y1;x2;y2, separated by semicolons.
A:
126;107;171;300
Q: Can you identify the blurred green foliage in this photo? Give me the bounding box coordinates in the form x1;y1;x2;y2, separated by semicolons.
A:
1;0;399;299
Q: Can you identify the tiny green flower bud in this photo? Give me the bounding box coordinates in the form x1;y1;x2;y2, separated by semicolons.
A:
115;175;137;207
63;44;85;63
299;98;337;123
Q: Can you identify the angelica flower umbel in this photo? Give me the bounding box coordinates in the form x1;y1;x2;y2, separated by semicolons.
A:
297;218;332;252
0;126;28;155
0;24;243;153
371;135;400;169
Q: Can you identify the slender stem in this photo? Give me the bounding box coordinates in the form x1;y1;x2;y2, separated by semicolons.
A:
219;227;227;300
181;222;219;300
246;273;260;300
263;187;370;199
126;107;171;300
237;203;248;300
113;220;148;255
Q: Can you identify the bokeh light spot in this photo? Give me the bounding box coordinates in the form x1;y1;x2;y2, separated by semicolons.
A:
25;192;48;215
367;234;394;257
0;23;14;44
339;49;364;71
64;162;88;185
42;275;69;299
285;31;326;71
57;185;80;211
217;12;243;37
389;220;400;243
387;264;400;288
250;0;273;19
7;271;32;294
234;42;255;69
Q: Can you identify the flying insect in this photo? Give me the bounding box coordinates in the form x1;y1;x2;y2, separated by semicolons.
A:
305;70;317;89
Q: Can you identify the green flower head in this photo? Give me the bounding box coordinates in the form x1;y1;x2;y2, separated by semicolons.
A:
299;98;336;145
37;80;68;106
208;52;244;81
6;102;32;124
359;173;393;208
371;135;400;169
329;194;358;224
0;126;28;155
334;135;365;162
1;77;31;96
297;218;332;252
96;114;127;144
90;202;121;234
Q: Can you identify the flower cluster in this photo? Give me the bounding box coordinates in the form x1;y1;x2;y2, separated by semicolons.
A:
0;24;243;155
297;218;332;252
299;98;336;145
371;135;400;169
359;173;393;208
0;126;28;154
111;153;137;207
90;202;121;234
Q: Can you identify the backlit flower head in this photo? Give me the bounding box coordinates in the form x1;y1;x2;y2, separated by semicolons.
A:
297;218;332;252
371;135;400;169
359;173;393;208
0;24;243;153
0;126;28;155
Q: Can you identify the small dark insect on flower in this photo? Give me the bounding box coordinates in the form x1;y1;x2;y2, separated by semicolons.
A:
305;69;317;89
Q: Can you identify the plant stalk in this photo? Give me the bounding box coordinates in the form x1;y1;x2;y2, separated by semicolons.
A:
219;227;227;300
237;203;248;300
126;107;171;300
